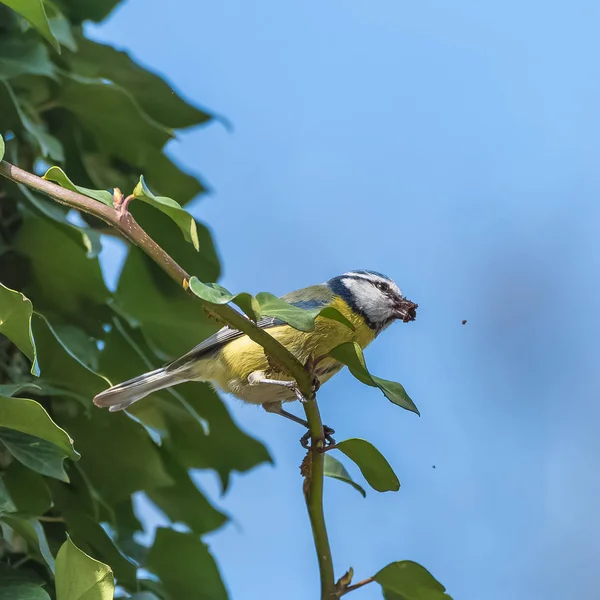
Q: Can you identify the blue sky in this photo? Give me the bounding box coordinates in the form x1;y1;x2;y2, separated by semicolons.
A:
89;1;600;598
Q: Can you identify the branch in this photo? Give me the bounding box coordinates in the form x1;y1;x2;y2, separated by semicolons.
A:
340;577;374;596
0;158;334;597
0;160;312;394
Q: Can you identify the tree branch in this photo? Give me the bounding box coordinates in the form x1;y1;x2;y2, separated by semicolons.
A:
340;577;374;596
0;158;335;598
0;160;312;393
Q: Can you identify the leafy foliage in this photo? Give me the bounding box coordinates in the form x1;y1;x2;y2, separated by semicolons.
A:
0;0;268;596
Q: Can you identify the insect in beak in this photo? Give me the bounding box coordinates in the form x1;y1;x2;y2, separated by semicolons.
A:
395;298;418;322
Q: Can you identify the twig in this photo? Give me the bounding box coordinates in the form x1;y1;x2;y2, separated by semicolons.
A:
0;158;335;598
340;577;374;596
11;555;32;569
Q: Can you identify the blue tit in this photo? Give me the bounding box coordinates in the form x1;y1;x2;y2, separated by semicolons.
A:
93;270;417;430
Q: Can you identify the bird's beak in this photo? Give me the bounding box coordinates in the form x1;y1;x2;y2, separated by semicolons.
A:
394;297;418;323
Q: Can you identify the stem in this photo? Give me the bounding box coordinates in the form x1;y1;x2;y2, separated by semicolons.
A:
341;577;374;596
11;555;32;569
0;158;335;596
302;400;335;599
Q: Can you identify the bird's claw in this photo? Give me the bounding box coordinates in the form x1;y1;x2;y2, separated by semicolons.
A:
293;376;320;403
300;425;336;449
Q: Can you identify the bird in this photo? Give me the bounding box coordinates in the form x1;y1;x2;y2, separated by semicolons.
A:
93;270;417;436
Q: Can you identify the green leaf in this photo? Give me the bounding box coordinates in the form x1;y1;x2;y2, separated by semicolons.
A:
55;537;114;600
133;175;199;250
254;292;313;329
0;584;50;600
1;81;63;161
374;561;452;600
142;149;207;206
329;341;419;415
59;0;121;23
0;132;4;160
188;278;354;330
0;283;38;373
0;394;78;481
43;166;113;206
0;395;78;457
132;201;220;280
52;324;100;372
323;454;366;497
67;37;212;128
0;428;70;482
59;75;172;166
163;381;272;492
187;278;234;304
146;450;228;536
0;562;43;585
3;460;51;515
232;292;262;322
0;383;41;397
15;183;102;259
1;515;55;572
115;249;217;358
0;34;57;80
0;478;17;514
317;306;356;331
187;278;258;320
255;292;353;332
146;528;228;600
0;78;21;130
335;438;399;493
53;407;173;503
14;210;110;328
31;314;110;403
45;3;76;52
0;563;50;599
0;0;60;52
49;479;137;587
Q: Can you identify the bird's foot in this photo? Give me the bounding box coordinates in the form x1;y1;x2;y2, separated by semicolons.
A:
300;425;336;449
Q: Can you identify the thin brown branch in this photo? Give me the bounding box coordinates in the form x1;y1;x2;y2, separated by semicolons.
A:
340;577;375;596
0;159;312;395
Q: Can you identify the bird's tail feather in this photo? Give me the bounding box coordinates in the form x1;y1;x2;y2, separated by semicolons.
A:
93;366;189;412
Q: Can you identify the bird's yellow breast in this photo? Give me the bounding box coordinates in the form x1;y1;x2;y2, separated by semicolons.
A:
197;296;376;403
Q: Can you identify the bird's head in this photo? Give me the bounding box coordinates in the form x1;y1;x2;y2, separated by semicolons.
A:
327;270;417;332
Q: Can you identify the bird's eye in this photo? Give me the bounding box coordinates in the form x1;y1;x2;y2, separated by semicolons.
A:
375;282;388;292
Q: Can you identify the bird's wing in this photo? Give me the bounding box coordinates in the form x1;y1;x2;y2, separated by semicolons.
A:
166;284;333;371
